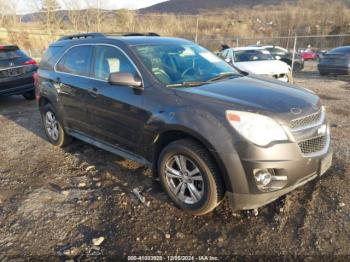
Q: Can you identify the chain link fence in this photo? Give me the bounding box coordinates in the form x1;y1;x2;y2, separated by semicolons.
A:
1;27;350;60
198;34;350;52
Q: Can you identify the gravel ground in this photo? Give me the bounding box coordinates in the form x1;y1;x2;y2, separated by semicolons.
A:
0;62;349;260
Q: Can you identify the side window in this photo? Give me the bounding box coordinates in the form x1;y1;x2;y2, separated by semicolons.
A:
219;49;228;59
228;50;233;61
93;46;137;81
56;46;93;77
40;46;62;70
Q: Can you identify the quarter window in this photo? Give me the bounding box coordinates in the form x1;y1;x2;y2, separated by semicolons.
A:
93;46;137;81
56;46;93;76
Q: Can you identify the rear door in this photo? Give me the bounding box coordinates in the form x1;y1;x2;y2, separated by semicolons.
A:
55;45;94;134
86;44;146;153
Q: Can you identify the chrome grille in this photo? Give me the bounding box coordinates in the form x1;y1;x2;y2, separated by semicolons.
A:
298;135;327;155
290;110;322;130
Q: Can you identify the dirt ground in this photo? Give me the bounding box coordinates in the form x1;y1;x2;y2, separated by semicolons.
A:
0;62;349;260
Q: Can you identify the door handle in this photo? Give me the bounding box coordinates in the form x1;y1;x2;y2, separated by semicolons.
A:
88;87;99;97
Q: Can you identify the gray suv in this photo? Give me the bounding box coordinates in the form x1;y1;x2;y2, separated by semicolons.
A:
36;33;332;215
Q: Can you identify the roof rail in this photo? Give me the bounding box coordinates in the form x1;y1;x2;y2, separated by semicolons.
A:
57;33;106;42
122;32;160;37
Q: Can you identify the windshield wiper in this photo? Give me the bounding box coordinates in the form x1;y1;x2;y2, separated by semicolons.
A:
166;81;206;88
207;72;238;82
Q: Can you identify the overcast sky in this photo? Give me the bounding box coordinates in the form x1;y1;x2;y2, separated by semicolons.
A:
17;0;168;14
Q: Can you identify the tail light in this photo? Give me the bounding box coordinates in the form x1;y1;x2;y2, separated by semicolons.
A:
23;59;37;65
33;72;40;101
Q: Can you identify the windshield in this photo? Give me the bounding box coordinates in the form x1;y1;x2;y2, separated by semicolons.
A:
234;49;274;62
134;44;240;86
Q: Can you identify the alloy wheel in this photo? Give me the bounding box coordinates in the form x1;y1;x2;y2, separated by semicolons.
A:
45;111;59;141
164;155;204;204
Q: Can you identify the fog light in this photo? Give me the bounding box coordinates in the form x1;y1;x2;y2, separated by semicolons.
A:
254;170;272;186
254;169;288;192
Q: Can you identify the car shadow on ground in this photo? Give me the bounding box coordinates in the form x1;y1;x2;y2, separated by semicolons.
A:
0;95;168;203
295;67;350;84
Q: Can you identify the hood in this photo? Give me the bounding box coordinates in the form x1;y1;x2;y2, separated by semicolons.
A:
175;75;320;123
234;60;290;75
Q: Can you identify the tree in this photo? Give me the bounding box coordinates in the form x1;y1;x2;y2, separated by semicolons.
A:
41;0;62;30
62;0;83;31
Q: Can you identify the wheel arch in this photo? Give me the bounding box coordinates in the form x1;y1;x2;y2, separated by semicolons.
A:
152;127;232;192
38;96;51;111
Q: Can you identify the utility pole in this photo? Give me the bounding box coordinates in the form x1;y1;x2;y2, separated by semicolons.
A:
97;0;100;32
291;35;298;75
195;15;199;43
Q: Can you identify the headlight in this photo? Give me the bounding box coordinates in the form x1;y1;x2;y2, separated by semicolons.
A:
226;110;288;146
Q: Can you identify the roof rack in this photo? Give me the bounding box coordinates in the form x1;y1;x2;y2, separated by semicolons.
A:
57;33;106;42
57;32;160;42
122;32;160;37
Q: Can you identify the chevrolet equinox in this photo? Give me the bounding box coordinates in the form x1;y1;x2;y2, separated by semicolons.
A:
36;33;332;215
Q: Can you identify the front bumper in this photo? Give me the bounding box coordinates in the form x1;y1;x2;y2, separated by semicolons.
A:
227;148;332;210
222;109;332;211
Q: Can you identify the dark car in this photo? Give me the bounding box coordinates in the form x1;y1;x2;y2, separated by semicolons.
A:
36;33;332;215
263;45;304;72
0;45;38;99
251;45;304;72
318;46;350;76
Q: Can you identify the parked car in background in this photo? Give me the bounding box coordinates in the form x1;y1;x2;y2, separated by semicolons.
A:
219;47;293;82
36;33;332;215
300;49;318;61
255;45;304;72
318;46;350;76
0;45;38;99
315;49;328;59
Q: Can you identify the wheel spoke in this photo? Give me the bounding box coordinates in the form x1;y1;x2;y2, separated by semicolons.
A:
188;183;201;201
189;167;200;176
165;165;182;179
53;128;59;139
47;112;53;122
46;118;51;126
173;182;183;195
175;155;187;172
178;182;186;201
191;175;203;182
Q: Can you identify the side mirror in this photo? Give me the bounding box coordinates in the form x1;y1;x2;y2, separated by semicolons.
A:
108;72;143;89
225;58;232;63
275;55;282;60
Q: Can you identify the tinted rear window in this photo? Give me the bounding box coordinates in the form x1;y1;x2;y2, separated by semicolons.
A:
56;46;93;76
40;46;63;70
0;49;27;61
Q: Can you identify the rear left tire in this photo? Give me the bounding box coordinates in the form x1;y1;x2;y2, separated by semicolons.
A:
41;104;72;147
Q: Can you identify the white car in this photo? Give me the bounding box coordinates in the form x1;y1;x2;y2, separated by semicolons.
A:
219;47;293;83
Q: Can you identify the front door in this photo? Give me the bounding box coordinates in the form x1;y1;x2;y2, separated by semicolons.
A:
87;45;148;153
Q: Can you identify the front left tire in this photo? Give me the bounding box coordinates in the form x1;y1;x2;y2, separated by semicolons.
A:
158;139;225;216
